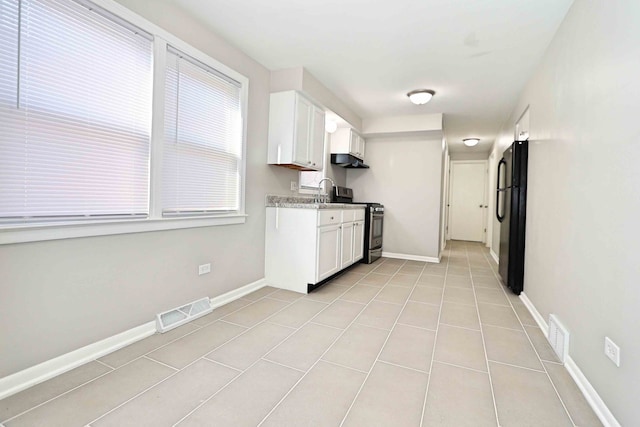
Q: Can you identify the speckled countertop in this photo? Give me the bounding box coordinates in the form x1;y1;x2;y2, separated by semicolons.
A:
265;195;366;210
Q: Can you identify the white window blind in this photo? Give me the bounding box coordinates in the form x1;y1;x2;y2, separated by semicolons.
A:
0;0;153;223
163;47;243;216
299;171;323;189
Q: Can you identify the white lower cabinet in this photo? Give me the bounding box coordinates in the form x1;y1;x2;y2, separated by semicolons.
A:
353;220;364;262
340;221;355;269
265;207;366;293
317;224;341;281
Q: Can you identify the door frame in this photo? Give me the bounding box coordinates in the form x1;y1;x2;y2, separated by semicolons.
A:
441;145;450;250
448;160;488;243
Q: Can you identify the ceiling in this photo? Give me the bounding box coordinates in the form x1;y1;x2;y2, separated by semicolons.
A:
171;0;573;152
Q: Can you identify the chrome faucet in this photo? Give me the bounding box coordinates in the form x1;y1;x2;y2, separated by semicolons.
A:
315;177;335;203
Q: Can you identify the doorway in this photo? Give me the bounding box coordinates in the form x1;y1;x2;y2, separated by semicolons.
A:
448;160;487;242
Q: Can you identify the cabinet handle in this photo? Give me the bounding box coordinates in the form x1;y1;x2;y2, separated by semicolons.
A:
308;161;311;164
312;163;316;166
330;216;334;220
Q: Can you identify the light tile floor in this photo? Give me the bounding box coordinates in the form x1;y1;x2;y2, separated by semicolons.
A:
0;241;603;426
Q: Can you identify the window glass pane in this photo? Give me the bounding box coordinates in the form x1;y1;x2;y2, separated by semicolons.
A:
0;0;18;106
300;171;323;189
163;48;243;215
0;0;152;222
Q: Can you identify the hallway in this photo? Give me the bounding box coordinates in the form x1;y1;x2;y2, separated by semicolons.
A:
0;242;601;426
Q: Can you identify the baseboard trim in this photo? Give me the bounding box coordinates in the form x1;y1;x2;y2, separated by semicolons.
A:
489;248;499;265
0;321;156;401
382;251;440;263
519;292;549;335
564;356;621;427
0;278;267;401
209;278;266;310
519;292;621;427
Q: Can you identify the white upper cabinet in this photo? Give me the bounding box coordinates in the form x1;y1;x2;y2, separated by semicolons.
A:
330;128;366;161
355;133;365;159
311;106;326;169
268;90;325;171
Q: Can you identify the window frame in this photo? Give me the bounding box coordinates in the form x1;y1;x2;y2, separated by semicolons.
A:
0;0;249;245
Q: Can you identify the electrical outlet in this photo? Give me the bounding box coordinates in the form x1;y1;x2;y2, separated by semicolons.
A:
604;336;620;367
198;263;211;275
290;181;298;191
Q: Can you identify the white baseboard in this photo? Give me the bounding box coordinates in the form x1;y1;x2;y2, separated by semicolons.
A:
0;321;156;401
382;251;440;263
490;248;499;264
519;292;549;335
209;278;266;310
0;278;267;401
564;356;621;427
519;292;621;427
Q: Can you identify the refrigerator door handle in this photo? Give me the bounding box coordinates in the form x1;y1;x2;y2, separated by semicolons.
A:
496;158;506;223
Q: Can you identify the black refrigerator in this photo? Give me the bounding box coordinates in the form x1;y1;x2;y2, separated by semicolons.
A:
496;140;528;295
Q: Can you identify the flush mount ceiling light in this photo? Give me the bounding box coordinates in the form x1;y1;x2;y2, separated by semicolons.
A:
325;120;338;134
407;89;435;105
463;138;480;147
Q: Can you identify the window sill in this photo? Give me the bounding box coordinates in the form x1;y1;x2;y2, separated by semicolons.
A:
0;214;248;245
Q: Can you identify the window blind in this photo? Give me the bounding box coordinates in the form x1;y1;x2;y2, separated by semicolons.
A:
0;0;153;223
163;47;243;216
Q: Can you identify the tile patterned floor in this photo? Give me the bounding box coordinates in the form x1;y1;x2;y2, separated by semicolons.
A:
0;241;603;426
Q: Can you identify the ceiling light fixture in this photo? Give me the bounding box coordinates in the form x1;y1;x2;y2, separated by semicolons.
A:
407;89;435;105
325;120;338;134
463;138;480;147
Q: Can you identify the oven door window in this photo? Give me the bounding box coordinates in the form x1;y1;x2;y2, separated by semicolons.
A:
372;216;383;239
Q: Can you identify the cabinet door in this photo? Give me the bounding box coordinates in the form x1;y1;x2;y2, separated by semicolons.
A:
316;224;341;282
293;95;312;166
310;105;325;170
353;221;364;262
358;135;365;160
349;131;365;160
348;130;358;157
340;222;355;268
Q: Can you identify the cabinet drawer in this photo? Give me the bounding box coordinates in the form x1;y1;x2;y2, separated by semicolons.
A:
354;209;365;221
341;210;356;223
318;210;342;226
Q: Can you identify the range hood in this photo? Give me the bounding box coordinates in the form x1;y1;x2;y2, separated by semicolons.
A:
330;154;370;169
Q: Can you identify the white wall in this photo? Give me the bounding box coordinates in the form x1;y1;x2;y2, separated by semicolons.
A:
323;133;348;187
449;151;490;161
0;0;298;378
346;136;443;259
493;1;640;424
270;67;363;131
362;113;442;135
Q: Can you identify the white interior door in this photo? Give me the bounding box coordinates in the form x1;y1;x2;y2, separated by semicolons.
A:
449;161;487;242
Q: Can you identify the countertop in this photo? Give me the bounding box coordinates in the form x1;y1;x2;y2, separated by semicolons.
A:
265;195;367;210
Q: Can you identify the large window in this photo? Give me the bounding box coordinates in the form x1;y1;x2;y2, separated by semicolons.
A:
0;0;247;243
0;0;153;223
163;48;242;216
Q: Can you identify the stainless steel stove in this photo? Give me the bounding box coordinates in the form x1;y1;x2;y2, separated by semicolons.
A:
332;186;384;264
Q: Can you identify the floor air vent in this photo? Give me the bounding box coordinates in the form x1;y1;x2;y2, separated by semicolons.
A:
548;314;569;363
156;297;213;333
